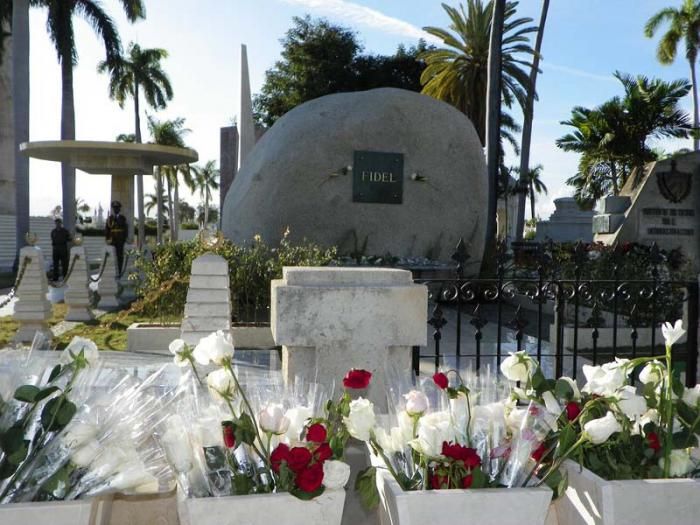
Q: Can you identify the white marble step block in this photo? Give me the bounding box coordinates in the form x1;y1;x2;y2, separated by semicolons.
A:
13;245;52;344
0;499;99;525
184;302;232;318
185;288;230;303
181;317;231;332
178;490;345;525
376;468;552;525
555;460;700;525
188;274;229;289
190;253;229;275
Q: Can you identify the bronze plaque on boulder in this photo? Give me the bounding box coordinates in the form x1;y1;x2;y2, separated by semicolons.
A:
353;151;403;204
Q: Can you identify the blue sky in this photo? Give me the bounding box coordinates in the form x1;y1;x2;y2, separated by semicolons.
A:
24;0;694;217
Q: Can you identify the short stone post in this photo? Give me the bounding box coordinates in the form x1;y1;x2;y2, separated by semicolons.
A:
97;245;120;310
64;244;94;322
180;253;232;345
13;246;53;344
118;244;137;301
271;267;427;410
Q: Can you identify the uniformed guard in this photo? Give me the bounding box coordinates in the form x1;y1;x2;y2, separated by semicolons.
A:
50;217;72;281
105;200;128;273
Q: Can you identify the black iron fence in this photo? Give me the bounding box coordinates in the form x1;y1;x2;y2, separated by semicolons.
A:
411;241;700;387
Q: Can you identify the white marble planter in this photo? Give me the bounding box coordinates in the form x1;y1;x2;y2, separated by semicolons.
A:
555;460;700;525
178;490;346;525
0;499;103;525
126;323;181;353
375;469;552;525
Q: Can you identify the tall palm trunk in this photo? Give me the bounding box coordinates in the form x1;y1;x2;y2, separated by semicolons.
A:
13;0;29;269
530;183;536;220
516;0;549;240
156;167;163;244
172;175;179;241
166;173;173;240
60;59;77;234
482;0;505;275
203;192;209;226
690;56;699;151
134;80;145;248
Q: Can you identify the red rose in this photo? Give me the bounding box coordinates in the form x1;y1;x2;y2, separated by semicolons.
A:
222;422;236;449
287;446;313;473
461;474;473;488
306;423;327;443
565;402;582;421
531;442;547;462
296;462;324;493
441;442;481;468
270;443;290;473
315;442;332;462
343;369;372;389
433;372;449;390
430;473;448;489
647;432;661;451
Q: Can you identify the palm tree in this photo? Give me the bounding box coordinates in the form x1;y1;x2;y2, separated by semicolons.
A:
521;164;547;220
420;1;537;144
35;1;144;236
162;163;193;240
189;160;219;226
12;0;29;268
645;0;700;150
145;115;188;243
98;41;172;246
516;0;549;241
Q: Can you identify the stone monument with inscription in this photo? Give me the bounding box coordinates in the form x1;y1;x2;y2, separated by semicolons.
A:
222;88;488;268
593;153;699;270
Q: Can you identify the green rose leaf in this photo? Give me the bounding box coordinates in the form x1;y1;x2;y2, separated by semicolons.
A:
48;364;62;383
14;385;41;403
554;379;574;401
355;466;379;510
35;386;61;403
233;413;256;446
291;485;325;501
41;396;77;431
469;466;487;489
1;426;27;454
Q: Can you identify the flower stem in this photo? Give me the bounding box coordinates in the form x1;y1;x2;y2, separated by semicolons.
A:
662;343;674;478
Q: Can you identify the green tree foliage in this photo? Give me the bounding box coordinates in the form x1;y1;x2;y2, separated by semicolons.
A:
557;72;691;206
253;16;431;126
420;1;536;145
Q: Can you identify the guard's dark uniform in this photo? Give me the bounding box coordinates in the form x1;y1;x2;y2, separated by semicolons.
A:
105;209;128;273
50;222;72;281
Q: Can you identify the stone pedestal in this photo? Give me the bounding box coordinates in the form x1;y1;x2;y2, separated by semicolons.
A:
180;253;232;345
97;245;120;310
64;245;94;322
271;267;427;410
13;246;53;344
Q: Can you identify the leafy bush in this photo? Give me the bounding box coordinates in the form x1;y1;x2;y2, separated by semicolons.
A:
180;222;199;230
133;233;337;323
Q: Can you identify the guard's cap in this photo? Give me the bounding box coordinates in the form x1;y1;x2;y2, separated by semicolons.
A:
111;200;122;208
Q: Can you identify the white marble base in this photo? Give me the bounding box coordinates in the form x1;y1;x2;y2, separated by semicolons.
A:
178;490;346;525
0;499;103;525
376;469;552;525
97;245;120;311
555;460;700;525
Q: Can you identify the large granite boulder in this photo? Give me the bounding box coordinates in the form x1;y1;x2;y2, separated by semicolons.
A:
222;88;487;264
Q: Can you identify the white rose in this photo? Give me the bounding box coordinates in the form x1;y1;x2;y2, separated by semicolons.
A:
659;449;693;478
60;336;99;366
168;338;189;367
559;377;581;401
500;351;536;383
71;440;100;467
284;406;312;443
343;397;376;441
377;412;416;453
404;390;429;416
193;330;234;365
62;422;99;449
323;460;351;490
206;368;235;400
662;320;685;347
682;385;700;407
583;412;622;444
506;407;527;435
258;403;290;435
161;415;194;473
109;462;156;491
639;361;664;386
582;359;630;396
409;411;456;457
615;386;648;421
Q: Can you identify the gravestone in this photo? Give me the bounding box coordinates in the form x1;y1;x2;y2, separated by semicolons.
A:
64;244;94;322
223;88;487;270
180;253;232;345
13;245;52;343
97;245;120;310
271;267;427;411
593;154;700;270
536;197;595;243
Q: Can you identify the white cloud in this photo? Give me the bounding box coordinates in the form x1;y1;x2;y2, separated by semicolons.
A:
280;0;443;45
542;62;615;83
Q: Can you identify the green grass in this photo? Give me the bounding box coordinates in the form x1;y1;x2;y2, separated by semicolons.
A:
0;303;180;351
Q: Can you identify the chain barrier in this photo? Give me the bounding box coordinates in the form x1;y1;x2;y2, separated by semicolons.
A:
0;256;32;310
117;251;131;280
89;251;111;283
48;253;80;289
